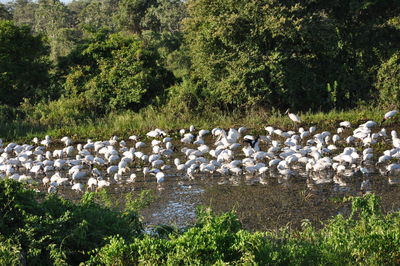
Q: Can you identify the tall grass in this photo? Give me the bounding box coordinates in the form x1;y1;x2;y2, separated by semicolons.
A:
1;104;395;142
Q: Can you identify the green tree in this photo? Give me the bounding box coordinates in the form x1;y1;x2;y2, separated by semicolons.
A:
183;0;400;111
64;32;174;114
10;0;37;29
302;0;400;108
0;3;12;20
34;0;77;60
0;20;50;107
141;0;187;33
184;0;310;109
114;0;157;34
140;0;190;79
75;0;119;34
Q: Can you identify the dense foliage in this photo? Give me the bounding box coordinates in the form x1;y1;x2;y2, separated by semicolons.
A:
63;32;174;114
0;0;399;127
2;179;400;265
0;20;50;107
377;51;400;108
0;179;143;264
183;0;400;110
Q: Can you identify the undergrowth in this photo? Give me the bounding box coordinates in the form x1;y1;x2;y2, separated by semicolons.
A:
1;179;400;265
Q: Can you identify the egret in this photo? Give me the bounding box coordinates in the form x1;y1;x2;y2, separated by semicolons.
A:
286;109;301;123
155;171;165;183
87;177;98;191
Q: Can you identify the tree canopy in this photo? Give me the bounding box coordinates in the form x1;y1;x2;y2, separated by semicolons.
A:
0;0;399;119
0;20;50;107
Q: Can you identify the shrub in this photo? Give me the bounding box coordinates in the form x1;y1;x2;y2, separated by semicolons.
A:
377;51;400;108
0;237;21;265
20;96;94;127
63;32;175;114
3;179;400;265
165;79;211;115
0;179;143;265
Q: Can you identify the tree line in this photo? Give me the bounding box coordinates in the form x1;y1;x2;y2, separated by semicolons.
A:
0;0;399;124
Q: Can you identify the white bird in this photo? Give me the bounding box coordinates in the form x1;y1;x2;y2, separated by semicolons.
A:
41;135;52;147
339;121;351;128
238;127;247;134
42;176;50;186
156;172;165;183
135;142;146;149
286;109;301;123
129;135;138;141
61;136;72;146
48;185;57;194
72;170;86;180
87;177;98;191
362;120;377;128
72;183;84;192
384;110;398;120
106;165;118;175
97;180;110;190
127;173;137;183
143;167;150;177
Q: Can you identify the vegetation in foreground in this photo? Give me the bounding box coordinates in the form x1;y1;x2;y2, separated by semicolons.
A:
1;179;400;265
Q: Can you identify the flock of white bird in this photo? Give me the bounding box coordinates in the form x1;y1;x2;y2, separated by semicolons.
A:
1;110;400;195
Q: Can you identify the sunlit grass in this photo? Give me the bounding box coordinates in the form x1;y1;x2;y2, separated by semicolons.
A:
1;104;397;142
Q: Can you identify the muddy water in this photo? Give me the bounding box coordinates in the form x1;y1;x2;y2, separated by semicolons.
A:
58;166;398;232
133;171;400;231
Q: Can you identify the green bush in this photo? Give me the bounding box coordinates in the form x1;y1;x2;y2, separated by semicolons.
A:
0;179;143;265
165;79;211;115
320;194;400;265
20;96;94;127
0;237;21;265
2;179;400;265
377;51;400;108
63;32;175;114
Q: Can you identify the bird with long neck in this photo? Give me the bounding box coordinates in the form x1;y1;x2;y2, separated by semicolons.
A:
285;109;301;129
